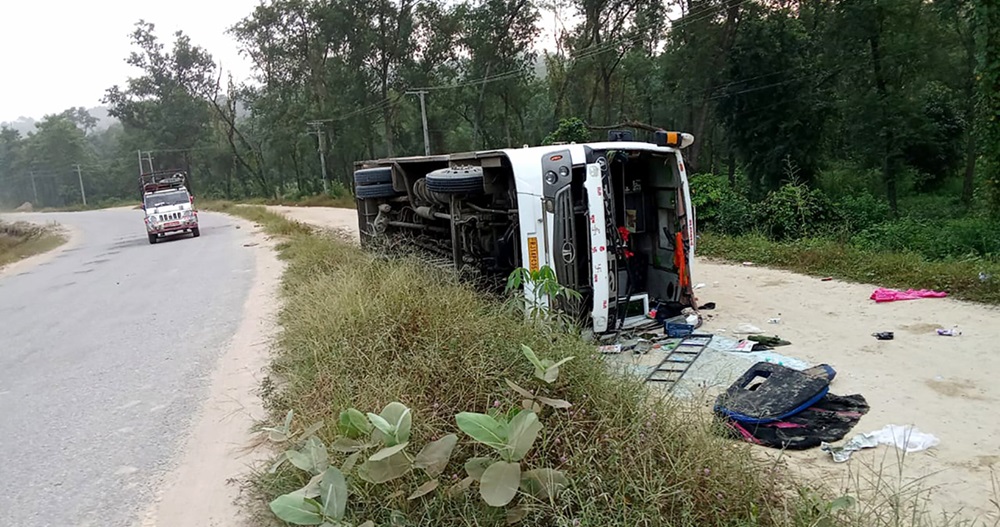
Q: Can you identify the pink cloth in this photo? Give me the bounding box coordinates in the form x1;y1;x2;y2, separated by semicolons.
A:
870;287;948;303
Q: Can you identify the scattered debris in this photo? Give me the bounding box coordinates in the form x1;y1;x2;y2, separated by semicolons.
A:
746;351;809;369
698;302;716;310
742;261;755;267
646;334;712;390
821;277;833;281
666;322;695;338
870;424;940;452
748;335;790;347
768;317;781;324
735;323;763;334
598;344;622;354
821;433;879;462
870;287;948;303
651;300;687;321
235;225;242;229
980;272;991;282
733;340;756;353
872;331;894;340
936;326;962;336
243;242;259;247
823;425;940;462
632;340;655;354
694;283;706;289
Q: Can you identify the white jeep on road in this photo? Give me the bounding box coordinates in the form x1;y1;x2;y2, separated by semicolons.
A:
140;171;200;244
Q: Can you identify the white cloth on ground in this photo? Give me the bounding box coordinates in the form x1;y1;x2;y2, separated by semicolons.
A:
868;424;940;453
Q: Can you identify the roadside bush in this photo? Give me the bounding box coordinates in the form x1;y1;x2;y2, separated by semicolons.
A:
833;192;892;234
814;163;881;199
896;193;963;222
689;172;754;235
851;216;1000;261
754;181;836;240
715;194;755;235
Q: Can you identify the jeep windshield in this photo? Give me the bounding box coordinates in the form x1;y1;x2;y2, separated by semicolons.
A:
145;191;189;208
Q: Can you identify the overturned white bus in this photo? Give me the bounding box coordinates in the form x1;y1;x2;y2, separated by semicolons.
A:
352;130;698;334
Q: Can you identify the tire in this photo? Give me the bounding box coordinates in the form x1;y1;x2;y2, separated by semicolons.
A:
354;167;392;186
355;182;398;199
148;233;157;244
192;227;200;238
425;166;484;194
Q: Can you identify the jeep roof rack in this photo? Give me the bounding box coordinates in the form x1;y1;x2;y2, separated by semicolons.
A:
139;170;188;196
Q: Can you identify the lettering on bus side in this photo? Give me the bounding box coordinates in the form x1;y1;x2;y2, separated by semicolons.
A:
527;236;539;272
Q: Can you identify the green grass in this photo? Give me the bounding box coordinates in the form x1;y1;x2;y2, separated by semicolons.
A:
266;193;357;209
698;233;1000;304
0;220;66;269
206;202;850;527
234;191;358;209
201;200;314;237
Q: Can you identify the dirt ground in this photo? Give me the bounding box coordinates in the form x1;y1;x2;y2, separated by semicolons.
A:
268;205;360;237
267;205;1000;524
696;261;1000;524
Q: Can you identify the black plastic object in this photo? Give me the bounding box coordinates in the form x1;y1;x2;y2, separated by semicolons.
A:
607;130;634;142
723;393;870;450
872;332;894;340
653;301;686;321
714;362;834;425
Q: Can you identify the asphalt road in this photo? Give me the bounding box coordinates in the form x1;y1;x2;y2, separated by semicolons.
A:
0;208;256;527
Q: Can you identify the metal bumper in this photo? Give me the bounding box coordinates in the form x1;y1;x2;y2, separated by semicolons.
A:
148;219;197;234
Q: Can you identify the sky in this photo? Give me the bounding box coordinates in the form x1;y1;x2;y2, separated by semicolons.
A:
0;0;260;122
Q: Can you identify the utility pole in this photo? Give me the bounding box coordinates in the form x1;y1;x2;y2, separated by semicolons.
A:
307;121;329;193
146;152;154;173
137;150;144;174
29;171;38;205
406;90;431;155
74;164;87;206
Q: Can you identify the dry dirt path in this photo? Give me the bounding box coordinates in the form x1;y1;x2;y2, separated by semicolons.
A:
267;205;1000;524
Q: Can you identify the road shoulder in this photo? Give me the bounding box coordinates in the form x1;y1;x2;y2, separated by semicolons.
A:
139;218;284;527
0;219;78;279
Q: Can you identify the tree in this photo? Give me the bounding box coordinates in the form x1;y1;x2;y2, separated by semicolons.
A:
103;21;216;174
973;0;1000;212
716;7;827;191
